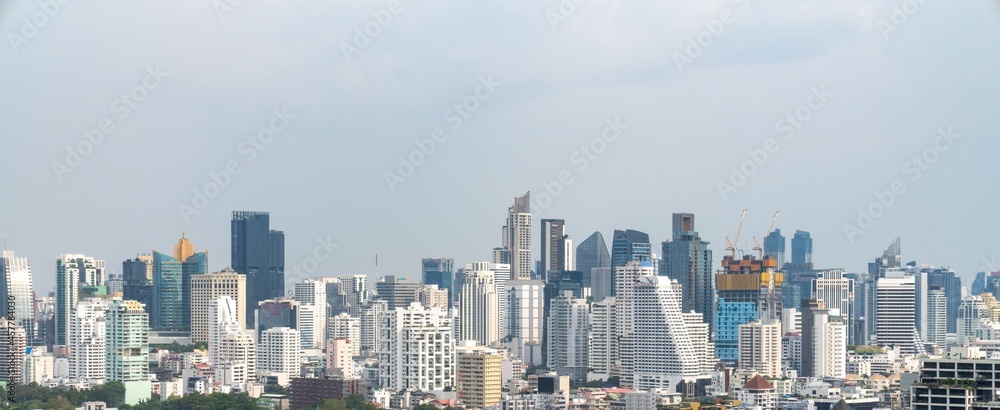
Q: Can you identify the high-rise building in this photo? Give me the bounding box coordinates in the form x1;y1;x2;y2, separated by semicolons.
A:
122;256;154;324
359;299;387;357
800;301;847;378
864;237;901;344
209;296;242;367
416;284;449;309
56;254;104;346
327;338;354;379
811;269;854;343
330;275;367;318
790;230;813;268
928;268;962;333
22;347;53;385
459;262;500;346
69;298;108;382
293;279;327;349
875;272;924;354
231;211;285;328
456;342;503;409
763;229;786;271
152;234;208;331
257;327;301;384
190;268;246;343
217;331;256;387
328;312;361;357
0;317;26;386
496;192;532;280
610;230;650;296
738;319;782;378
105;299;151;405
256;298;299;341
576;231;611;300
540;219;570;279
422;258;455;307
682;311;715;374
374;275;421;310
957;295;988;343
661;213;714;333
715;254;783;362
506;280;544;364
926;287;948;348
972;272;987;296
378;302;455;391
1;251;34;342
588;297;616;381
546;291;589;382
782;332;802;375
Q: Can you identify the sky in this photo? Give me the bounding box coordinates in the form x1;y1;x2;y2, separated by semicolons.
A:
2;1;999;294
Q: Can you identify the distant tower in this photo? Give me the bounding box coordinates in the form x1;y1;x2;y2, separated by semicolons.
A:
496;192;532;280
293;279;328;349
540;219;569;279
152;234;207;331
576;232;611;300
421;258;455;307
875;272;923;354
545;291;589;382
56;254;104;347
69;299;108;382
791;230;813;268
231;211;285;328
105;299;152;405
0;318;26;386
1;251;34;343
763;229;786;270
661;213;714;333
257;327;301;385
610;230;651;296
459;262;500;346
190;268;246;343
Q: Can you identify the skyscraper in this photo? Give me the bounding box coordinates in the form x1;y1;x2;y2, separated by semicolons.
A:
105;299;151;405
576;231;610;298
190;268;247;343
928;268;962;333
0;318;26;386
152;234;207;331
661;213;714;332
257;327;301;385
610;230;650;296
374;275;421;310
256;298;299;341
328;312;361;357
422;258;455;307
811;269;854;343
738;319;782;378
545;290;589;382
715;254;782;362
862;237;902;344
497;192;532;280
69;298;108;382
378;301;455;391
456;342;503;409
506;279;544;364
122;256;154;324
56;254;104;347
926;287;948;348
231;211;285;328
763;229;786;271
588;297;616;381
540;219;570;279
1;251;34;342
209;296;242;367
791;230;813;268
293;279;327;349
875;272;924;354
459;262;500;346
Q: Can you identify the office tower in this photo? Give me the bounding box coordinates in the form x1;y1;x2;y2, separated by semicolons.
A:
876;272;924;354
928;268;962;333
790;230;813;269
763;229;786;271
257;327;301;383
973;272;987;296
800;301;847;378
105;299;151;405
69;298;108;382
496;192;532;280
715;254;782;362
417;284;449;309
422;258;455;307
0;317;26;386
577;231;611;295
190;268;247;343
610;230;651;295
811;269;854;343
459;262;500;346
294;279;327;349
661;213;714;332
209;296;241;366
231;211;285;328
738;319;782;378
1;251;34;341
588;297;616;381
152;234;208;331
957;295;988;342
256;298;299;341
122;256;153;321
506;280;544;364
359;300;387;357
540;219;569;279
546;291;589;381
862;238;902;345
619;269;700;390
327;338;355;378
56;254;103;347
800;300;822;377
456;342;503;409
682;311;715;374
328;312;361;357
926;287;947;348
375;275;421;310
378;302;455;391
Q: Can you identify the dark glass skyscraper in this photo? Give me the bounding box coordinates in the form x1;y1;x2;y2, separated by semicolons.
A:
539;219;567;280
575;231;610;287
763;229;785;271
422;257;455;307
610;229;650;295
661;213;714;332
928;268;962;333
232;211;285;328
152;234;207;331
122;257;154;322
791;230;813;268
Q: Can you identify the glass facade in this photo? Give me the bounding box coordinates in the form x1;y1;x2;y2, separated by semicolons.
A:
610;229;650;296
715;299;759;362
232;211;286;327
152;251;207;331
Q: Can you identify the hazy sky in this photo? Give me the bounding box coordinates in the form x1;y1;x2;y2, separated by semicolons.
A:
2;1;998;294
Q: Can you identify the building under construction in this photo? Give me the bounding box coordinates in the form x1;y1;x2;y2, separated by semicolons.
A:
714;254;784;363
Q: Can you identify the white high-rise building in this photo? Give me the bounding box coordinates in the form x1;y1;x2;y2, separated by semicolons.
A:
218;331;255;384
257;327;301;384
498;192;532;281
957;295;989;342
813;269;854;343
294;279;327;349
781;308;802;335
926;288;948;348
0;317;26;385
57;254;104;347
338;275;367;318
328;312;361;356
209;296;242;367
1;251;34;340
459;262;500;346
360;299;387;356
875;273;923;354
105;299;151;405
22;347;53;385
738;320;782;378
682;311;715;374
417;284;449;309
69;298;108;382
190;268;246;344
546;291;589;382
588;297;616;381
491;263;511;340
378;301;455;391
507;280;544;364
807;308;847;379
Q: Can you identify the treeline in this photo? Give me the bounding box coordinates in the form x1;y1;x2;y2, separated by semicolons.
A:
3;382;126;409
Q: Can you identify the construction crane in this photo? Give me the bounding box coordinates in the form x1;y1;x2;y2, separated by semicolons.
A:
751;210;781;258
724;208;748;259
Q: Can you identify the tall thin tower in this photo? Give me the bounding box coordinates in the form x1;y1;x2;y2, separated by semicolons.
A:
497;192;532;280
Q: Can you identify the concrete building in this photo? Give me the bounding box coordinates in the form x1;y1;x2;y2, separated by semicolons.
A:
926;287;948;348
911;358;1000;410
506;280;544;363
294;279;327;349
105;299;151;405
588;297;616;381
208;296;242;366
737;375;777;410
459;262;500;347
378;301;455;391
328;312;361;357
876;272;923;354
738;320;782;378
359;299;387;357
69;298;108;382
217;331;255;385
812;269;854;343
190;267;246;343
0;318;26;385
257;327;301;385
661;213;715;334
496;192;532;281
456;342;503;409
374;275;421;310
417;284;449;309
682;311;716;374
57;254;104;346
327;338;354;379
546;291;589;382
0;251;34;342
